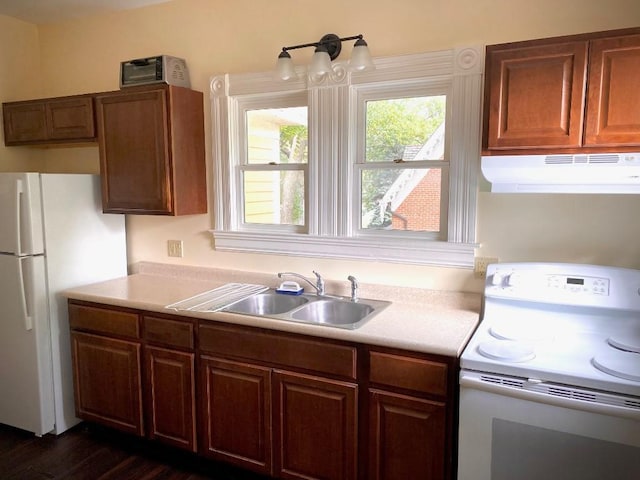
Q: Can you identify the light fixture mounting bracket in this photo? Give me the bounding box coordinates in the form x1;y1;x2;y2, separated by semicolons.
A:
319;33;342;60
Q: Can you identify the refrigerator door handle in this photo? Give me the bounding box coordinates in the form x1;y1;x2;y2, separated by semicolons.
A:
14;179;24;256
17;256;33;331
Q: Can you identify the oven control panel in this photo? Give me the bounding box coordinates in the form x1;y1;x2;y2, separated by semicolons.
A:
484;263;640;309
498;272;610;296
546;274;609;295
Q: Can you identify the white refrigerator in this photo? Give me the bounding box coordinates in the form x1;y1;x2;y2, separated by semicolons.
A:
0;173;127;436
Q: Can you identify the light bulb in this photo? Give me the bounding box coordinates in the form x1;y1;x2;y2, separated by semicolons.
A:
309;45;332;76
276;51;296;80
349;38;375;72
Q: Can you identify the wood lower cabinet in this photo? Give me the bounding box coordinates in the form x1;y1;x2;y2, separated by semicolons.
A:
144;346;196;451
69;302;143;436
199;323;359;479
69;303;198;452
71;331;143;436
3;95;96;146
142;315;197;452
200;357;272;475
274;370;358;480
69;301;457;480
95;84;206;215
367;350;453;480
369;390;446;480
483;27;640;154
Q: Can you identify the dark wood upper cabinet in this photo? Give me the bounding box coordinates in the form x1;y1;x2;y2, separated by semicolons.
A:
483;28;640;155
584;33;640;147
485;41;588;150
3;95;96;146
95;84;207;215
4;84;207;215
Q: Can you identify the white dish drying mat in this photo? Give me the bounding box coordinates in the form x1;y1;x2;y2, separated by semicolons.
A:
165;283;269;312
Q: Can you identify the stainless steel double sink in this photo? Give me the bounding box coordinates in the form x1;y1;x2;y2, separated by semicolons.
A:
220;290;391;330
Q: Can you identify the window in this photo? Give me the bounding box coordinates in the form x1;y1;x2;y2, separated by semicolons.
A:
243;106;307;229
210;47;483;267
357;94;448;238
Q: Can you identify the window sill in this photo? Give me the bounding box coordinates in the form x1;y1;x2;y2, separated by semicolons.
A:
211;230;476;268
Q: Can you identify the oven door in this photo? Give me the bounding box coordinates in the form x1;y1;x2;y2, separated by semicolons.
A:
458;370;640;480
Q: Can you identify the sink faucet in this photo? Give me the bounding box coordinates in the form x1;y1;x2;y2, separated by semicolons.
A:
347;275;359;302
278;271;325;296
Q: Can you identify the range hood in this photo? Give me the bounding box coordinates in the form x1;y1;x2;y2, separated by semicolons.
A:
481;152;640;193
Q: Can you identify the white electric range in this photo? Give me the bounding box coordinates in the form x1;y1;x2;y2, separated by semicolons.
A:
458;263;640;480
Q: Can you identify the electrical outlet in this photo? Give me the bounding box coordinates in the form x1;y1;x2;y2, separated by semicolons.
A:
167;239;183;258
474;256;499;279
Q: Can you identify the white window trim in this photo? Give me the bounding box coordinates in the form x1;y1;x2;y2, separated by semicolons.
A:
209;46;483;268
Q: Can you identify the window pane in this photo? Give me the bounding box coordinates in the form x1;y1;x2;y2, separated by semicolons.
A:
243;170;305;226
246;107;308;165
365;96;446;163
361;168;442;232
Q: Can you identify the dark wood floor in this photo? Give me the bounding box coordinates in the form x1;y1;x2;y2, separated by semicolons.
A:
0;423;269;480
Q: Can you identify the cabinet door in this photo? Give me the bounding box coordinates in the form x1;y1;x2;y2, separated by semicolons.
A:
200;357;272;476
3;102;47;144
3;97;95;145
96;88;172;214
585;34;640;146
369;389;446;480
274;370;358;480
71;331;143;436
485;41;588;150
46;97;95;140
144;346;196;452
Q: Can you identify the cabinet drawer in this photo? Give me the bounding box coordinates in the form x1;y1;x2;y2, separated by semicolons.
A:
69;302;140;339
199;323;357;380
143;315;194;350
369;351;447;397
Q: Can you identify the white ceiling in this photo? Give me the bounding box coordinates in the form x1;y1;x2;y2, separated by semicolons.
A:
0;0;174;24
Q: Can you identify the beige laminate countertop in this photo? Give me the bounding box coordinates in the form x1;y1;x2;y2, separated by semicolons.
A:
62;263;482;358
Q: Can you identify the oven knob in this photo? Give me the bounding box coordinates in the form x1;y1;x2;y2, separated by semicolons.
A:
491;270;507;286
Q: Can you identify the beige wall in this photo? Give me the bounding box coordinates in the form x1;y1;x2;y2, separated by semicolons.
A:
0;15;45;171
2;0;640;292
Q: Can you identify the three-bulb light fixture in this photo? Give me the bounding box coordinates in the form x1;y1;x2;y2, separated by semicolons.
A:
276;33;375;80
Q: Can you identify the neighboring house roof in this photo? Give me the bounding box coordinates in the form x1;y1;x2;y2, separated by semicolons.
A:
379;122;445;218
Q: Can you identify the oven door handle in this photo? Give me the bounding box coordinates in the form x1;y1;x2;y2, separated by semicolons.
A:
460;372;640;421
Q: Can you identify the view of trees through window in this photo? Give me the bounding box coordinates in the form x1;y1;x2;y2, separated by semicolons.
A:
361;95;446;232
243;96;445;231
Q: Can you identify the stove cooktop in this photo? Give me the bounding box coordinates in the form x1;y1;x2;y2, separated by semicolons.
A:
461;263;640;398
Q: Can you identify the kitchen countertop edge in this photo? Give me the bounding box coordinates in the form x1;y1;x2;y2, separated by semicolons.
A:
62;268;481;358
